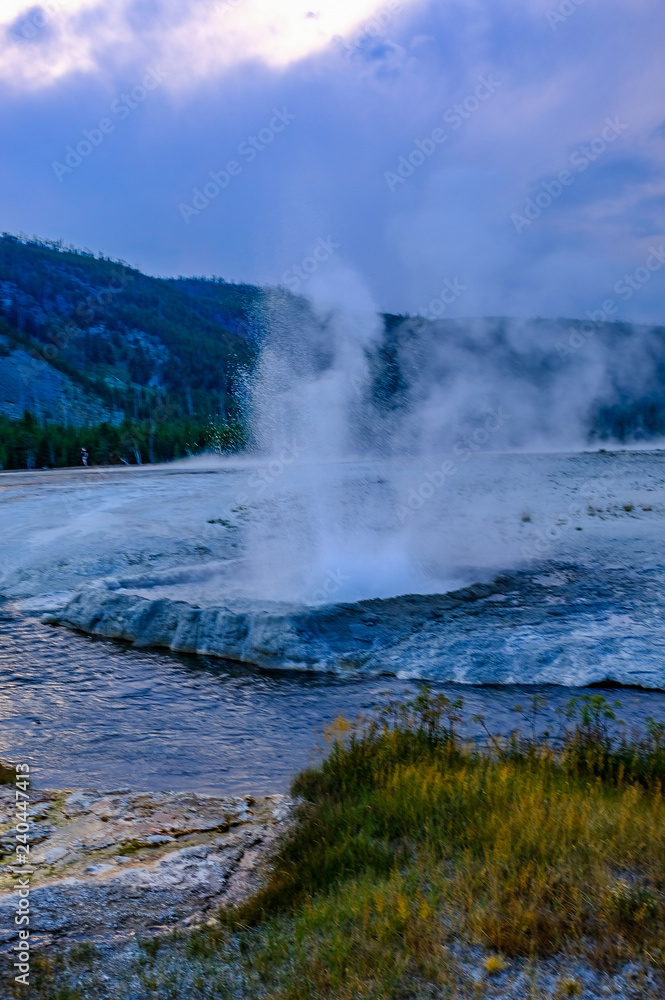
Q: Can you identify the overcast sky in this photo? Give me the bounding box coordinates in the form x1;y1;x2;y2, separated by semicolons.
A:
1;0;664;323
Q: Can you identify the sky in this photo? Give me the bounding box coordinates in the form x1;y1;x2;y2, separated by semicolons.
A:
0;0;664;323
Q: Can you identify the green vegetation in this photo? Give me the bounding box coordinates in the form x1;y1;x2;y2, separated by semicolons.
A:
0;233;260;467
224;691;665;996
0;411;245;469
0;233;259;417
593;396;665;442
3;233;665;470
0;759;17;784
66;943;101;966
25;690;665;999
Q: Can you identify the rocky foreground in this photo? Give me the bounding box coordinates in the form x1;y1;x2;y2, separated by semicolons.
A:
0;784;291;950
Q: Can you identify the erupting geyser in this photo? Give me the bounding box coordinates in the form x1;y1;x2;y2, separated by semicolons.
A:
239;268;477;605
33;276;665;687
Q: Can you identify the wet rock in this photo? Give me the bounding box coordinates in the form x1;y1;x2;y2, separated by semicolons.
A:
0;787;291;946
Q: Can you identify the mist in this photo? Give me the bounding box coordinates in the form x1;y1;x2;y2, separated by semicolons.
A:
218;271;665;606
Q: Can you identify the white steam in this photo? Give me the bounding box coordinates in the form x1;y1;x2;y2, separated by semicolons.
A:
235;271;665;605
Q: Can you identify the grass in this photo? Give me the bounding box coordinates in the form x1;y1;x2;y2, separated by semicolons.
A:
22;689;665;999
0;759;17;784
216;691;665;998
67;943;101;965
484;954;508;975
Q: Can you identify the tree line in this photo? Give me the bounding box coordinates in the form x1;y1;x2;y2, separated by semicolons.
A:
0;412;246;470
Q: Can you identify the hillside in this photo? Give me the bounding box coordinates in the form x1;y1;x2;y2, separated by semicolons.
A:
1;232;665;470
0;236;266;409
0;233;266;466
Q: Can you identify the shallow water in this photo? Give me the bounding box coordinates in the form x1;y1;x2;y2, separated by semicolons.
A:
2;455;665;790
2;604;665;795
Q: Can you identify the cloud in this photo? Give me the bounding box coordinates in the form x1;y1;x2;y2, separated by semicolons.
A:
0;0;663;323
0;0;418;91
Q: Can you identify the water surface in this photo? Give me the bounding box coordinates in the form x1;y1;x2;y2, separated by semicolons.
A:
2;604;664;794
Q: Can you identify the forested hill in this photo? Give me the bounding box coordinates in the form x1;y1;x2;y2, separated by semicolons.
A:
0;233;262;417
0;233;272;466
1;232;665;470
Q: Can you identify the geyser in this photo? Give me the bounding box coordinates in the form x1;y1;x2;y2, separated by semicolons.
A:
233;273;665;605
32;277;665;687
239;268;481;605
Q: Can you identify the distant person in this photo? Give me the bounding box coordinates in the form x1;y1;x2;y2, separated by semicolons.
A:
81;448;89;467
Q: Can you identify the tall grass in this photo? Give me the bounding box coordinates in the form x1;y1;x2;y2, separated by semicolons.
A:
228;688;665;998
24;688;665;1000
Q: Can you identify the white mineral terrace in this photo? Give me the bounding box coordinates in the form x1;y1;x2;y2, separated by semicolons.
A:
2;449;665;687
